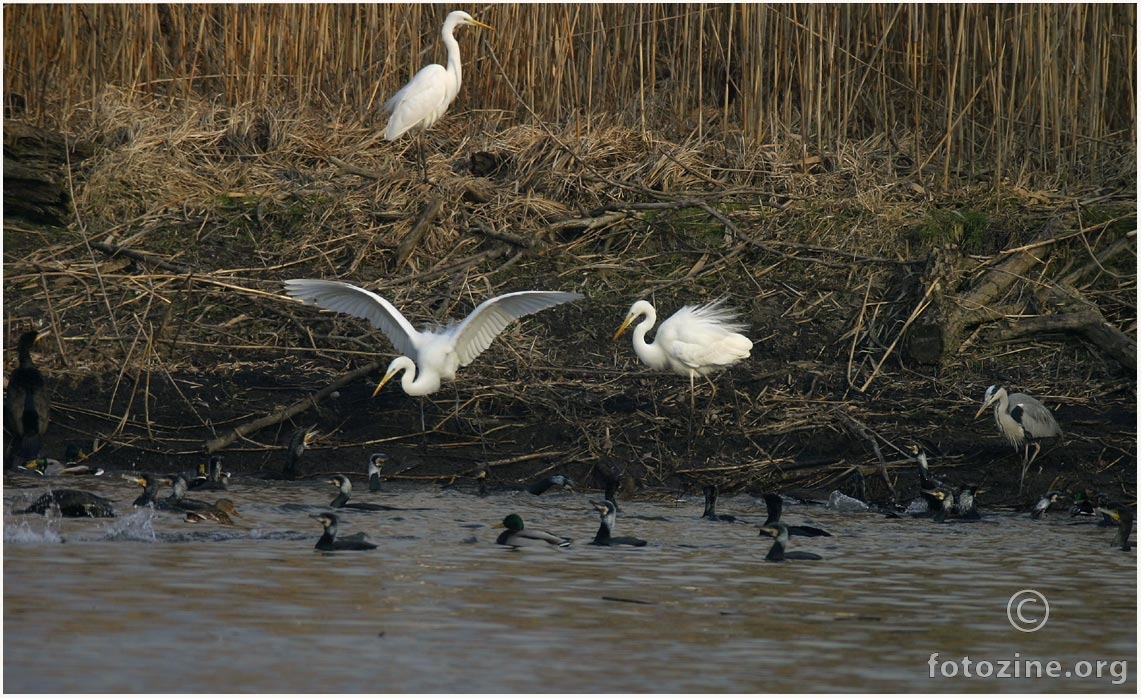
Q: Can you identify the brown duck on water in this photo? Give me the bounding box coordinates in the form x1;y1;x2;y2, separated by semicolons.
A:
5;330;51;468
185;499;241;525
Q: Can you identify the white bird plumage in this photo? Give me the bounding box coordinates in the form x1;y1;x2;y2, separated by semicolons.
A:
283;279;582;397
974;384;1063;494
614;298;753;394
382;10;492;142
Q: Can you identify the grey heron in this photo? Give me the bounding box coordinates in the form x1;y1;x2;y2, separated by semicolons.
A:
974;385;1062;494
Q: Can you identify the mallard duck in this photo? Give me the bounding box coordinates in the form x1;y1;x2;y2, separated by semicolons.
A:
589;499;646;547
189;455;228;491
310;512;377;551
495;513;571;548
24;447;103;477
5;329;51;467
367;452;387;492
22;488;115;518
758;523;822;562
185;499;241;525
762;493;832;536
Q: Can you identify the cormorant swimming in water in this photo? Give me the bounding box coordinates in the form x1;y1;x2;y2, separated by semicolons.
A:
367;453;387;492
1096;501;1135;552
921;487;955;523
282;426;314;480
762;493;832;536
310;512;377;551
328;474;403;511
1030;490;1065;519
185;499;241;525
159;473;213;512
702;484;739;522
495;513;571;548
955;484;981;520
589;499;646;547
526;474;573;495
5;330;51;468
758;522;822;562
126;473;170;507
22;488;115;518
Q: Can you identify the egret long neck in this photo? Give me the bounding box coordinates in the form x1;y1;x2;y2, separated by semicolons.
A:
633;315;670;371
398;361;441;396
442;22;463;103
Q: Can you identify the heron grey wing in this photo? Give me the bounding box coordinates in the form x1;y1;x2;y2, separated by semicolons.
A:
283;279;422;358
450;291;584;367
1009;395;1062;439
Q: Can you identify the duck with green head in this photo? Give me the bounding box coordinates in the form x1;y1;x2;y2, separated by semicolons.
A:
495;513;571;548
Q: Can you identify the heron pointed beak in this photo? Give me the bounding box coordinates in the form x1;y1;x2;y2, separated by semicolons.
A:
973;400;993;420
613;315;636;340
471;19;493;31
373;366;399;397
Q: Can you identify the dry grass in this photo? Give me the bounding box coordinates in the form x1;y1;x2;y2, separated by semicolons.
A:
5;5;1135;185
2;86;1134;498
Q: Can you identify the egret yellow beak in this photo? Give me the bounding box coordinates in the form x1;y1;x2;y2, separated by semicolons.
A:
470;18;493;31
373;366;398;397
613;314;636;340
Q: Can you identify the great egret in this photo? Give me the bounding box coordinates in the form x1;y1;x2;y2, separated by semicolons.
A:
283;279;582;399
974;385;1062;494
5;330;51;468
382;10;493;177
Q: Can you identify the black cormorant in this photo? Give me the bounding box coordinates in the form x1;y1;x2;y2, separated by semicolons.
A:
702;484;739;522
282;426;314;480
310;512;377;551
367;452;387;492
1030;490;1065;519
22;488;115;518
160;473;213;512
126;473;170;507
328;474;403;511
758;522;822;562
5;330;51;468
762;493;832;536
589;499;646;547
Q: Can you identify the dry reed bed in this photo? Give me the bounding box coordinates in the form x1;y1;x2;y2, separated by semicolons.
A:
5;5;1135;186
2;86;1134;497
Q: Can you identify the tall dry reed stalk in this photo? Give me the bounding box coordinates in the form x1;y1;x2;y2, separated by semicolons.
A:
4;4;1134;181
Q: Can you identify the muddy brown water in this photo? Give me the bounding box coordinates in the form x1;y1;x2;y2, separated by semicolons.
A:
3;471;1135;692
